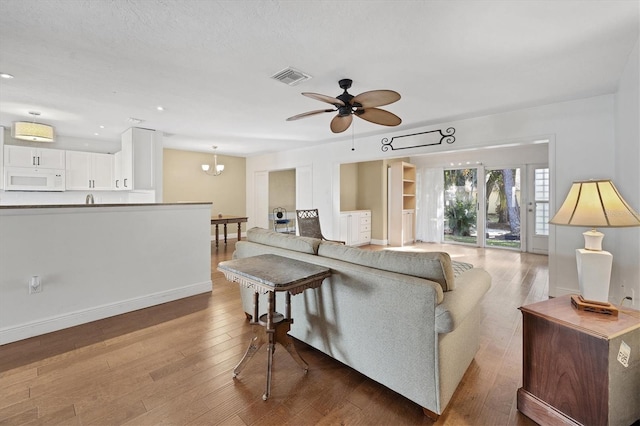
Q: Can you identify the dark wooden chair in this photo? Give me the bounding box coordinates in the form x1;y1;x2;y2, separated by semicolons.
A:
296;209;345;244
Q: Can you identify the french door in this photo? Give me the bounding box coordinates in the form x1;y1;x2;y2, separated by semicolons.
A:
440;164;547;253
526;165;549;254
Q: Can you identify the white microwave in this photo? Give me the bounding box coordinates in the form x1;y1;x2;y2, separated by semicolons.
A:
4;166;66;191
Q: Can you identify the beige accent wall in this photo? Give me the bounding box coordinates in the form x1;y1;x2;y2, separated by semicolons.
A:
268;169;296;212
163;148;247;235
340;163;358;211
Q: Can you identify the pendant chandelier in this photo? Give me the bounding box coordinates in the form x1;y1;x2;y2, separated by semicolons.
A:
201;146;225;176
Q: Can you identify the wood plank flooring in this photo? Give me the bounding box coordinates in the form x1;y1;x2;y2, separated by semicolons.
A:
0;241;547;425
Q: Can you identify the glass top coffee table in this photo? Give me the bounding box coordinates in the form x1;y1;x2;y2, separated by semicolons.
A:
218;254;331;400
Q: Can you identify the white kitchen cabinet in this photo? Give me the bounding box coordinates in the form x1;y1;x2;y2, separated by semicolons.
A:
113;150;123;189
65;151;114;190
339;210;371;246
117;127;157;190
4;145;65;169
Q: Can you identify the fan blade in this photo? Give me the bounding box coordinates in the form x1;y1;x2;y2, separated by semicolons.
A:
355;108;402;126
286;109;335;121
302;92;346;107
352;90;401;108
330;114;353;133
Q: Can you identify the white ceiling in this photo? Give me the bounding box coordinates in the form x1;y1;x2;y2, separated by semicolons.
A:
0;0;638;157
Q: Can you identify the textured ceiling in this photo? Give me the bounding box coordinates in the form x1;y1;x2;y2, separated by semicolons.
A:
0;0;638;157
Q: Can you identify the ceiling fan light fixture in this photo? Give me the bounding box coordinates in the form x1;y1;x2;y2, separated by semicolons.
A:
286;79;401;133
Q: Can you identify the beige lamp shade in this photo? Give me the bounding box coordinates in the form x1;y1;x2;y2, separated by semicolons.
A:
550;179;640;228
12;121;55;142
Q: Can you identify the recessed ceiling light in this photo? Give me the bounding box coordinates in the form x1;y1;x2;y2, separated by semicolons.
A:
94;133;99;136
99;125;105;129
128;117;144;124
156;106;164;111
0;73;14;79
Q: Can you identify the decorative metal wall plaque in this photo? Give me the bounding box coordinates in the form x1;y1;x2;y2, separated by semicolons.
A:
381;127;456;152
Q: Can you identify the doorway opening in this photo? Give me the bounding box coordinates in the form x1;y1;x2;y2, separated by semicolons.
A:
268;169;296;234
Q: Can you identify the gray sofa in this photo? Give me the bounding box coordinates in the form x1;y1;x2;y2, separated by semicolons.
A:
232;228;491;418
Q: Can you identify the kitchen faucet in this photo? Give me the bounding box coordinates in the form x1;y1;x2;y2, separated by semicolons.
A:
86;194;94;204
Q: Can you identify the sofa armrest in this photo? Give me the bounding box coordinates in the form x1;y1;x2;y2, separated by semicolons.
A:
434;268;491;333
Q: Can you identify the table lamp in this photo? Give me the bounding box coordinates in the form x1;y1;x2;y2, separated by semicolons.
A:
549;179;640;310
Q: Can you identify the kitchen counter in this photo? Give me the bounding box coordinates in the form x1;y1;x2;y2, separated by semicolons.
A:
0;202;213;345
0;202;210;209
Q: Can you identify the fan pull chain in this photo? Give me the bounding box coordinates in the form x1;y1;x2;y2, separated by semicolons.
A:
351;120;355;151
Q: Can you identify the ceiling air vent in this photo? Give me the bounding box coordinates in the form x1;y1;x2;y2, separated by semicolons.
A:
271;67;312;86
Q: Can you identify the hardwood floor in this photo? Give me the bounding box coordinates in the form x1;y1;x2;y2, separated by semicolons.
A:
0;241;546;425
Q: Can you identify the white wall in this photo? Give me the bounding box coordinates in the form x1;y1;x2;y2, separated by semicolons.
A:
614;37;640;309
246;94;630;300
0;203;212;344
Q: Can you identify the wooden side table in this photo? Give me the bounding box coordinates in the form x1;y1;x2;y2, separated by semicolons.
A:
218;254;331;400
517;295;640;425
210;215;248;247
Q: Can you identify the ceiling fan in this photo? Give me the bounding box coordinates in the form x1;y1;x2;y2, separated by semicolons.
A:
286;79;402;133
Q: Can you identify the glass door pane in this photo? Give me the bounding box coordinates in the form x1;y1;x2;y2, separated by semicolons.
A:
443;168;478;245
485;168;521;249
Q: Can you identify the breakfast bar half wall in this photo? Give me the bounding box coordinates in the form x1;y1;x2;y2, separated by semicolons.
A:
0;202;212;345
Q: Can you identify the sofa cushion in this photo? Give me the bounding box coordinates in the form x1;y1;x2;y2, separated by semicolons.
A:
452;261;474;277
318;242;457;291
247;227;322;255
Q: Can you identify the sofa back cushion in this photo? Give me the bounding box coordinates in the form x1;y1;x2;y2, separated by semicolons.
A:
318;243;457;291
247;227;321;255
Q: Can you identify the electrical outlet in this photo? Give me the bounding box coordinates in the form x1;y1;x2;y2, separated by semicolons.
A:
29;276;42;294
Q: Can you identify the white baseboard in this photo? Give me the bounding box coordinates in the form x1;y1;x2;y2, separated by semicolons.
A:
370;239;388;246
0;281;212;345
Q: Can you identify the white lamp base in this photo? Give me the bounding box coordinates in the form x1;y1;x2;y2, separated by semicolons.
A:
583;229;604;251
576;248;612;304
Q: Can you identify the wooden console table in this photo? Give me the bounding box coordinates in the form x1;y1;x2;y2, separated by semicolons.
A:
210;215;248;247
217;254;331;400
517;295;640;425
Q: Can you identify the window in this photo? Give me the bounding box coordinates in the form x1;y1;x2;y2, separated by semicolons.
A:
534;168;549;236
